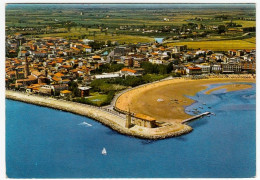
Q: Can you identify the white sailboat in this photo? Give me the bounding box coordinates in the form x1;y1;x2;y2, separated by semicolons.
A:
102;148;107;155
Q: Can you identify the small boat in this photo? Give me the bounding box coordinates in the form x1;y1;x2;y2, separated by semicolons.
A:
199;106;203;109
79;122;92;127
203;103;206;105
102;148;107;155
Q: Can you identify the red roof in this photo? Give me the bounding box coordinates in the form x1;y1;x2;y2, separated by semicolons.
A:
188;67;201;70
121;68;137;73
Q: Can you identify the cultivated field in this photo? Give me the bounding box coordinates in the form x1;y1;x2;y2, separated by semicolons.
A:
166;37;256;51
35;27;154;44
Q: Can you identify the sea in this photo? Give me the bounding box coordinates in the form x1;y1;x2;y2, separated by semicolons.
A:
6;82;256;178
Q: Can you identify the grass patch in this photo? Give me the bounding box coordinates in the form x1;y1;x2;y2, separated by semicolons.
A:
86;92;108;106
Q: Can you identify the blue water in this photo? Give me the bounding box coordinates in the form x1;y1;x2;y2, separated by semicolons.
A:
6;82;256;178
154;38;164;43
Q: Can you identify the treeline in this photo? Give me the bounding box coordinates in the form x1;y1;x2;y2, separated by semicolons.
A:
90;73;179;94
91;63;125;74
141;62;173;74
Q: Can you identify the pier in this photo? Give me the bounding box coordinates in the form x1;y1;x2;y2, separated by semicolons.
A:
182;112;211;124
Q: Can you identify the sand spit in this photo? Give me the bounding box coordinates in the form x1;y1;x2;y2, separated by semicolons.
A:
6;90;192;140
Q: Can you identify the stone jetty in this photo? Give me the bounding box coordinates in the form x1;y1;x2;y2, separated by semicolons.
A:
6;90;192;140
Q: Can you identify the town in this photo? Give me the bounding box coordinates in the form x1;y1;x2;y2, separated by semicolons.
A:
5;33;256;107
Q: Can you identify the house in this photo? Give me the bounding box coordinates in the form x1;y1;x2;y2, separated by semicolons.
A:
186;67;202;75
124;58;133;67
120;68;139;76
172;45;187;53
133;59;142;68
132;113;156;128
60;90;72;99
83;45;92;53
78;86;91;97
39;85;53;95
92;55;101;61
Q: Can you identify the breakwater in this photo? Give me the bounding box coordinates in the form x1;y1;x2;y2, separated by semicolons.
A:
5;90;192;140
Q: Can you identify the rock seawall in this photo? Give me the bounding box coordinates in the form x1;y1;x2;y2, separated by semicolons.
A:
6;90;192;140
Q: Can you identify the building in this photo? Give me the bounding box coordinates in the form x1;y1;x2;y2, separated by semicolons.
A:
94;73;121;79
120;68;139;76
24;55;30;78
39;85;53;95
241;61;256;73
124;58;133;67
133;59;141;68
132;113;156;128
60;90;72;99
172;45;187;53
196;64;211;74
78;86;91;97
211;64;222;73
186;66;202;75
222;63;241;73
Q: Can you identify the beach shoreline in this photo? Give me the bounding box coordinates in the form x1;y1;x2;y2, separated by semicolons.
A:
115;75;255;123
6;75;255;139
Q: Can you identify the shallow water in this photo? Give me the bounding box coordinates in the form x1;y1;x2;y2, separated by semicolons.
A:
154;37;164;43
6;83;256;178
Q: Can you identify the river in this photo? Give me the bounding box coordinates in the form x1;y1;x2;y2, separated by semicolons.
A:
6;83;255;178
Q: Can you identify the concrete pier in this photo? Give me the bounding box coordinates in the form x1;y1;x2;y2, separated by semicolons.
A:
182;112;210;124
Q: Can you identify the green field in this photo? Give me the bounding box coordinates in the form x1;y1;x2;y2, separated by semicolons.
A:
86;92;108;106
35;27;154;43
166;37;256;51
6;4;256;47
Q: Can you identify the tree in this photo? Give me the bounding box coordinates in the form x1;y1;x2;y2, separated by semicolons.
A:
218;25;226;34
68;81;80;97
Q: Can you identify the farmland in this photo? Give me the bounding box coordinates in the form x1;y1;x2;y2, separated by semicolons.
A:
6;4;256;48
166;37;256;51
35;27;154;44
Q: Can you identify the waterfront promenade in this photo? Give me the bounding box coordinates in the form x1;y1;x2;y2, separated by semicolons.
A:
6;90;192;139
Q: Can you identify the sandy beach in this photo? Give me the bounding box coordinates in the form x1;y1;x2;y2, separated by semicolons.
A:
115;75;255;123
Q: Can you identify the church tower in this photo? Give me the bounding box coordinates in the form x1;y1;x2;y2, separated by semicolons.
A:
125;106;132;128
24;52;30;78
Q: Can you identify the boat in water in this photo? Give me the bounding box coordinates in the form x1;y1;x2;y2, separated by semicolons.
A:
102;148;107;155
78;121;92;127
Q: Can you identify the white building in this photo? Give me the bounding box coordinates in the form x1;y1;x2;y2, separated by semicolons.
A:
94;73;121;79
196;64;211;74
211;64;222;73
